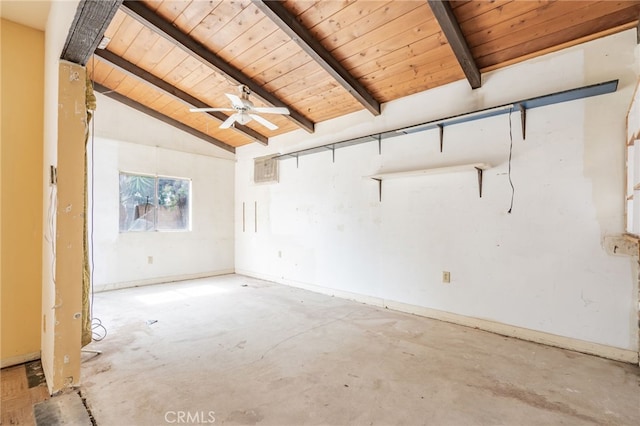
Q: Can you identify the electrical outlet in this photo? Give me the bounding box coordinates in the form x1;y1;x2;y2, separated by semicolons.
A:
148;256;153;264
442;271;451;283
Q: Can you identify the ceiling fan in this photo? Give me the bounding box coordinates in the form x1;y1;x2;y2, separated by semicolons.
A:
189;85;289;130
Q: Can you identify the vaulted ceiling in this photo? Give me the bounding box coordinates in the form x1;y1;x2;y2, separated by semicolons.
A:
62;0;640;153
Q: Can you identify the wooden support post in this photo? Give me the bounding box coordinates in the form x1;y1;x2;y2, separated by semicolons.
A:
46;61;86;393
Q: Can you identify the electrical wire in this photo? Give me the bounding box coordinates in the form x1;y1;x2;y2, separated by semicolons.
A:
46;184;57;287
507;108;515;214
89;55;107;342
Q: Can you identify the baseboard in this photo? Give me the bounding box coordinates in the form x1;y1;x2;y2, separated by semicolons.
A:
95;269;235;292
236;269;638;364
1;351;41;369
383;300;638;364
237;269;386;306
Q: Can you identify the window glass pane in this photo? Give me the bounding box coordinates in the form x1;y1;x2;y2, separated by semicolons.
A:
156;177;190;230
119;174;156;232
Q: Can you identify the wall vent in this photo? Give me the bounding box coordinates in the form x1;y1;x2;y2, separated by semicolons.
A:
254;155;279;184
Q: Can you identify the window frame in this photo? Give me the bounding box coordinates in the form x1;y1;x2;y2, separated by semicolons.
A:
119;171;192;233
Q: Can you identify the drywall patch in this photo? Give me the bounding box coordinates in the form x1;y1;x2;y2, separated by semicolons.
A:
603;235;639;257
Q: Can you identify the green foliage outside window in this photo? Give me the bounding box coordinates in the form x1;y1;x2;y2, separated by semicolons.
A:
119;173;191;232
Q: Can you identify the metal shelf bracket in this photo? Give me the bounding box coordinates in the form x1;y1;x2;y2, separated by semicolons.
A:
325;145;336;162
372;178;382;202
475;167;484;198
519;103;527;140
274;80;617;163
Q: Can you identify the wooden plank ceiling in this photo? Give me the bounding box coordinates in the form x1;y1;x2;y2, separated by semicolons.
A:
85;0;640;152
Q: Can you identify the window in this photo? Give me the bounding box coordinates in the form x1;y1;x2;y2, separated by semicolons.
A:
119;173;191;232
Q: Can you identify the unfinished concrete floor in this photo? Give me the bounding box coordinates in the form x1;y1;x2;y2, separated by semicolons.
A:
81;275;639;425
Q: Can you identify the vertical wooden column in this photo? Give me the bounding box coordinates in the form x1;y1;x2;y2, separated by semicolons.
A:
49;60;86;392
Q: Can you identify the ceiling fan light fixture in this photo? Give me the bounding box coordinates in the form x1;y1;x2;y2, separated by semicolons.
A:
190;85;287;131
236;113;252;125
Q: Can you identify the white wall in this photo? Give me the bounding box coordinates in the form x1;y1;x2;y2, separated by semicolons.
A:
236;30;639;355
90;94;235;292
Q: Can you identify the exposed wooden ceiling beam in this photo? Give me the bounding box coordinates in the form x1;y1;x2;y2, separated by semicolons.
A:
61;0;122;66
93;49;268;146
427;0;481;89
120;0;315;133
254;0;381;116
93;83;235;153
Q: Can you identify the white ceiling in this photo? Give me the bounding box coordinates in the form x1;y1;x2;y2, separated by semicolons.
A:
0;0;50;31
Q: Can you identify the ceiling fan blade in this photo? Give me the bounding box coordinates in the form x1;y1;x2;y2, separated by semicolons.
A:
249;114;278;130
252;106;290;115
220;113;240;129
225;93;245;109
189;107;235;112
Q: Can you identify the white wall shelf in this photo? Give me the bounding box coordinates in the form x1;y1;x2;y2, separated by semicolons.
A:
365;163;491;201
275;80;617;165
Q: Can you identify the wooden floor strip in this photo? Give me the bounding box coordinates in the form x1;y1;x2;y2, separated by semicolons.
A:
1;361;49;426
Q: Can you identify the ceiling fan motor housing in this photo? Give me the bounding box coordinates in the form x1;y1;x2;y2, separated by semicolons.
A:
239;84;251;100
